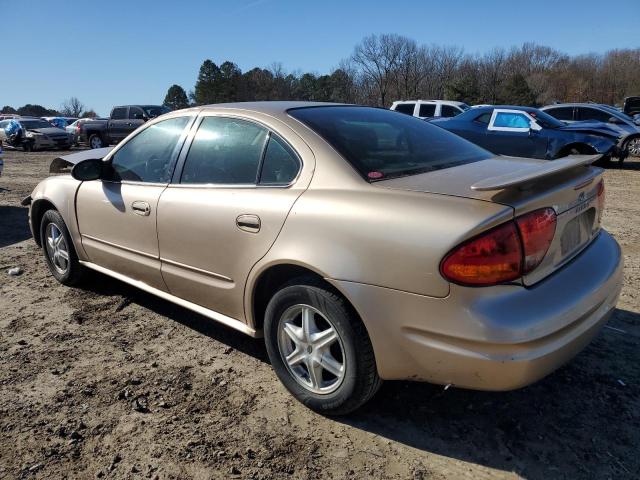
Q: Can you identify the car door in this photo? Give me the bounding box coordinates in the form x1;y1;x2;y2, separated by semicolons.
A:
157;114;310;321
108;107;130;143
126;106;147;136
76;115;193;290
486;109;547;158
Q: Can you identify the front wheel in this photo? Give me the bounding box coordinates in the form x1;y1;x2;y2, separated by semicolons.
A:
625;137;640;158
40;210;85;286
264;278;382;415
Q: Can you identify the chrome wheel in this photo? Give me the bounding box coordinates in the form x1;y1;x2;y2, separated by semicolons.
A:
45;223;69;274
628;138;640;157
277;304;346;394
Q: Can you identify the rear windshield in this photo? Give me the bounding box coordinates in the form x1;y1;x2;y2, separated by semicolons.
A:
20;120;52;129
288;106;490;181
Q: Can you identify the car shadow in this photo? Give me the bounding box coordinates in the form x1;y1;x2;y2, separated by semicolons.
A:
0;205;31;248
77;271;269;363
336;307;640;479
74;272;639;478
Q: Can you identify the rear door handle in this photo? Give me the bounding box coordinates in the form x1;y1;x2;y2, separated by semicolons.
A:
236;214;260;233
131;201;150;216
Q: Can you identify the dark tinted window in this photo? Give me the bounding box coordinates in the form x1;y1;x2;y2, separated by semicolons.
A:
474;112;492;124
441;105;462;117
20;120;52;129
129;107;145;120
181;117;268;184
111;107;127;120
259;135;300;185
545;107;574;121
109;116;189;183
143;106;171;118
394;103;415;115
418;104;436;117
577;107;612;123
289;106;489;181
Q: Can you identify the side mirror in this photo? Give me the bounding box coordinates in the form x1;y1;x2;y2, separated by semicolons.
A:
71;158;104;181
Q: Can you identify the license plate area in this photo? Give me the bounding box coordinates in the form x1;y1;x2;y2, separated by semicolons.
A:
560;208;596;257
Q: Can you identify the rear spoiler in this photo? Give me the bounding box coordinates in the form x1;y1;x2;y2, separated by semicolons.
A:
470;154;601;191
50;147;113;173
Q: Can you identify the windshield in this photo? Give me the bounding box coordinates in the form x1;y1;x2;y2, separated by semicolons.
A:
143;106;171;118
459;103;471;111
528;109;564;129
21;120;54;129
289;106;490;181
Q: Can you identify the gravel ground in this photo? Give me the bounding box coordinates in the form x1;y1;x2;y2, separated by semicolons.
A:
1;148;639;480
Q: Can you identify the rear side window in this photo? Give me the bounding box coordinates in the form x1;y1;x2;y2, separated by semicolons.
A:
475;112;492;124
259;135;300;185
109;116;190;183
493;112;530;129
545;107;573;121
577;107;612;123
288;106;489;181
441;105;461;117
418;104;436;117
111;108;127;120
394;103;415;115
181;117;268;184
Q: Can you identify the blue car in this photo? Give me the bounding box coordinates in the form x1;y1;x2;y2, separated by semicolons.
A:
429;106;625;164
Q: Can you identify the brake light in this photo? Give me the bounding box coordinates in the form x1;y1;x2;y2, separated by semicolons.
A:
441;222;522;285
441;208;557;286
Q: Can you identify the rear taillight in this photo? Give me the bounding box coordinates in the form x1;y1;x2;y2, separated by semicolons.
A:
441;208;557;286
516;208;556;274
597;179;605;211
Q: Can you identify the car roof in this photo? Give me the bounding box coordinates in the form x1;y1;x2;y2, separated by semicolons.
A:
197;101;348;115
392;99;466;106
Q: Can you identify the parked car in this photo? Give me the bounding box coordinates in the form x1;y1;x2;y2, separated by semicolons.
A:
390;100;470;119
623;96;640;117
0;145;3;176
44;117;78;129
66;118;97;146
23;102;622;414
0;114;19;121
80;105;171;148
0;117;71;151
429;106;626;163
541;103;640;158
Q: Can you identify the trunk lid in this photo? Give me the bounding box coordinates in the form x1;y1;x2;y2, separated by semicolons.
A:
377;155;604;286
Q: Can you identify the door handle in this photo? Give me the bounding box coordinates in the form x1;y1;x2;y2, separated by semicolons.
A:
236;214;261;233
131;201;150;216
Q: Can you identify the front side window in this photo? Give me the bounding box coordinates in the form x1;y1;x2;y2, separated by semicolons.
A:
288;106;489;181
111;108;127;120
492;112;530;129
259;135;300;185
181;117;268;184
108;116;190;183
418;104;436;117
394;103;416;115
577;108;612;123
129;107;145;120
441;105;462;118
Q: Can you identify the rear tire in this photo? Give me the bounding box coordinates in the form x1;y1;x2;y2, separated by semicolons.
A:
264;277;382;415
23;141;34;152
40;210;85;286
89;134;104;149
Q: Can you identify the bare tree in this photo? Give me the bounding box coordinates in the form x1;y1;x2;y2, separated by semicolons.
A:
60;97;85;117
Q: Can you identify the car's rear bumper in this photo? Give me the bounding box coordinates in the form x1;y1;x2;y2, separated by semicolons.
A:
330;230;623;390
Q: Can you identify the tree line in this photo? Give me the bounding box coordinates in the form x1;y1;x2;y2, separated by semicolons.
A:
3;34;638;118
165;34;639;110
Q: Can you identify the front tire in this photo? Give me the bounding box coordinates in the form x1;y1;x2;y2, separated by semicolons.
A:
40;210;85;286
624;136;640;158
264;278;382;415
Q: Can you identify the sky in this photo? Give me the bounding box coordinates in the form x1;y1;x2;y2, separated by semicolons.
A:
2;0;639;116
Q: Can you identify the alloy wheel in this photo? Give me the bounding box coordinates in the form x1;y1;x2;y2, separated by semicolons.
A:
45;223;69;274
277;304;346;394
628;138;640;157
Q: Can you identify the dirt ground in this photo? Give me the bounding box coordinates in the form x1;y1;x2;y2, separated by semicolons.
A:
0;148;638;480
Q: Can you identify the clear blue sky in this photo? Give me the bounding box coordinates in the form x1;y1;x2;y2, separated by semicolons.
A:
2;0;638;116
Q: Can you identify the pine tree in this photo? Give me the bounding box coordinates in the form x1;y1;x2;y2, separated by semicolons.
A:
163;84;190;110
